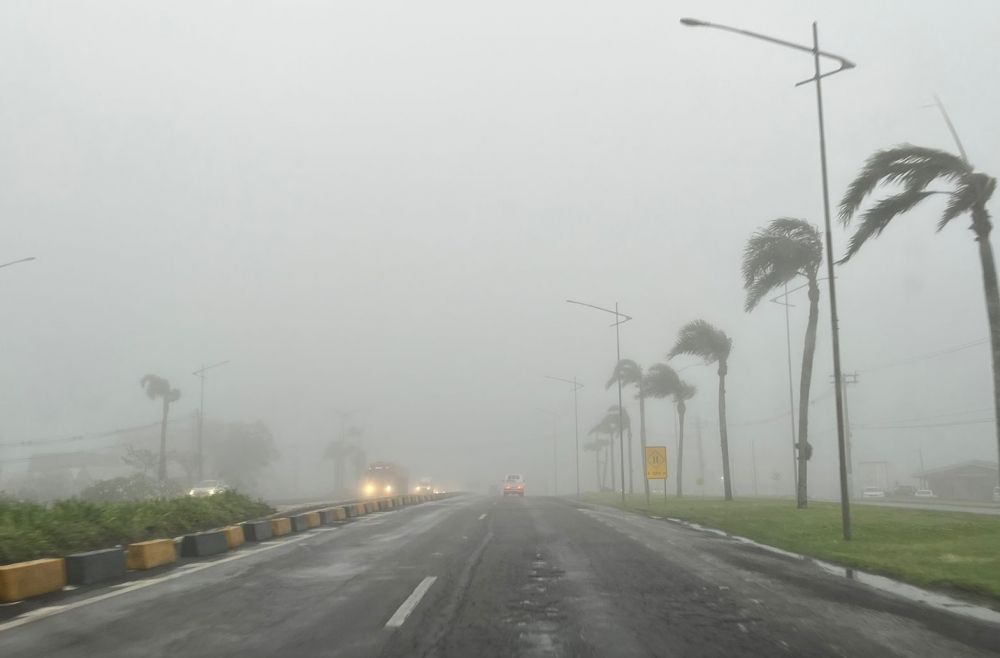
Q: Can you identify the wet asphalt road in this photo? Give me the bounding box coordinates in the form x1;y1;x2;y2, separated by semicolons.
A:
0;494;998;657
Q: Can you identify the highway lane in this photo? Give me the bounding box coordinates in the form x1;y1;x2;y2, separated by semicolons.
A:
1;495;998;657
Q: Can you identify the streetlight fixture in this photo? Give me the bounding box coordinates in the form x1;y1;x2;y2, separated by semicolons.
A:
680;17;855;540
545;375;585;498
193;360;230;481
566;299;631;504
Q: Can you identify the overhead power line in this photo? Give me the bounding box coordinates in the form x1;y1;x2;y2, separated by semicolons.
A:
0;416;191;449
859;338;988;373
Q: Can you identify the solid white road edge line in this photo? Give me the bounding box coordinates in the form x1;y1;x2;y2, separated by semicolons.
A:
384;576;437;628
0;532;315;634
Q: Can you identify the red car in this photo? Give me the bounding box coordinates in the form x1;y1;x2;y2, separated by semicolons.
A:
502;474;525;496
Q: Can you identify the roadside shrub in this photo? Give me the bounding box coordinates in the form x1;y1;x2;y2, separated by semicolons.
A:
79;475;184;503
0;491;272;565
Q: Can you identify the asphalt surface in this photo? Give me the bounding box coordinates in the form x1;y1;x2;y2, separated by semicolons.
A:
1;495;998;657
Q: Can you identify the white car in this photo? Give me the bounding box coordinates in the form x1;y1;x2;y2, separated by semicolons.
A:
914;489;937;499
188;480;229;497
861;487;886;499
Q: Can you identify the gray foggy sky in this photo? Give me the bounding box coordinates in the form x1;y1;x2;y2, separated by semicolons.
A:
0;1;997;496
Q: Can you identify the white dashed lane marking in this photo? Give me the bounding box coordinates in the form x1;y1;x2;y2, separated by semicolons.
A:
385;576;437;628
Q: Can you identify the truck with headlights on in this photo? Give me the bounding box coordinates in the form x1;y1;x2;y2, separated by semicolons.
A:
361;461;409;498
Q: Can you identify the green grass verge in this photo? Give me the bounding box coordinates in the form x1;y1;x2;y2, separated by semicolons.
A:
587;493;1000;601
0;492;273;565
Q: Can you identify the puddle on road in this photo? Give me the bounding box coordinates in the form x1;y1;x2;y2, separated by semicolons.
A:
512;553;565;657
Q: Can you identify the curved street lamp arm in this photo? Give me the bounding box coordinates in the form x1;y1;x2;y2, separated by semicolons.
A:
679;18;855;82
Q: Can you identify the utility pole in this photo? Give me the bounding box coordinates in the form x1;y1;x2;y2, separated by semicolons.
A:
832;371;859;498
751;439;759;496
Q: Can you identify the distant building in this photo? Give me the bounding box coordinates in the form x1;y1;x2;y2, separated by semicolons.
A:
916;460;999;501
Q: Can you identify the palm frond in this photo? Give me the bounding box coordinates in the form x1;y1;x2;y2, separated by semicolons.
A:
667;320;731;363
643;363;679;399
840;189;935;262
140;374;172;400
673;380;696;403
839;144;970;223
605;359;642;390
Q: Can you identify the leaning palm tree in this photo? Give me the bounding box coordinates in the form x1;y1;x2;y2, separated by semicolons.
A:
588;415;615;490
606;359;646;496
609;404;632;493
668;320;734;500
672;380;697;498
840;144;1000;480
742;218;823;508
643;362;679;486
583;437;610;491
140;374;182;482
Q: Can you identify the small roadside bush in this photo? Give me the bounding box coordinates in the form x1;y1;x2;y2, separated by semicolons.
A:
0;491;273;565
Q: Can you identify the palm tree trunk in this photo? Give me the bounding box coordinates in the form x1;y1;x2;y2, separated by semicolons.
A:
639;394;650;500
627;427;634;495
676;402;686;498
158;398;169;482
718;364;733;500
796;276;821;509
973;205;1000;487
595;447;602;491
608;432;618;491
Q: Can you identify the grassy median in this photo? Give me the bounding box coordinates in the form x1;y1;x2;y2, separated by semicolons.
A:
587;493;1000;601
0;492;273;565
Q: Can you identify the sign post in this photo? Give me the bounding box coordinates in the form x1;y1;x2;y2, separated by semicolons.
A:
645;446;668;502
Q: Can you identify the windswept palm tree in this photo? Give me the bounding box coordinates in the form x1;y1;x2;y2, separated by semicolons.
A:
606;359;645;497
673;380;697;498
668;320;734;500
644;362;679;486
839;144;1000;480
588;413;617;490
140;374;181;482
583;437;610;491
742;218;823;508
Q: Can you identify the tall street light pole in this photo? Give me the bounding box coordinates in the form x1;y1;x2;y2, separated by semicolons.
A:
545;375;585;498
680;17;855;540
193;360;230;481
567;299;631;504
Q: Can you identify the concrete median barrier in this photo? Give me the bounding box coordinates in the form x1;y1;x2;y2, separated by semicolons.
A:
271;518;292;537
320;507;348;524
241;520;273;542
350;503;366;517
289;514;311;532
126;539;176;571
181;530;229;558
394;496;404;507
0;558;66;603
65;548;126;586
364;502;377;514
223;525;246;549
305;511;321;528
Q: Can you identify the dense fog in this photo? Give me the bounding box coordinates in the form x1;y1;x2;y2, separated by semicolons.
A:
0;0;996;502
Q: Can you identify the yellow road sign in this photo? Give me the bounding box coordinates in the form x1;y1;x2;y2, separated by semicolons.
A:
645;446;667;480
